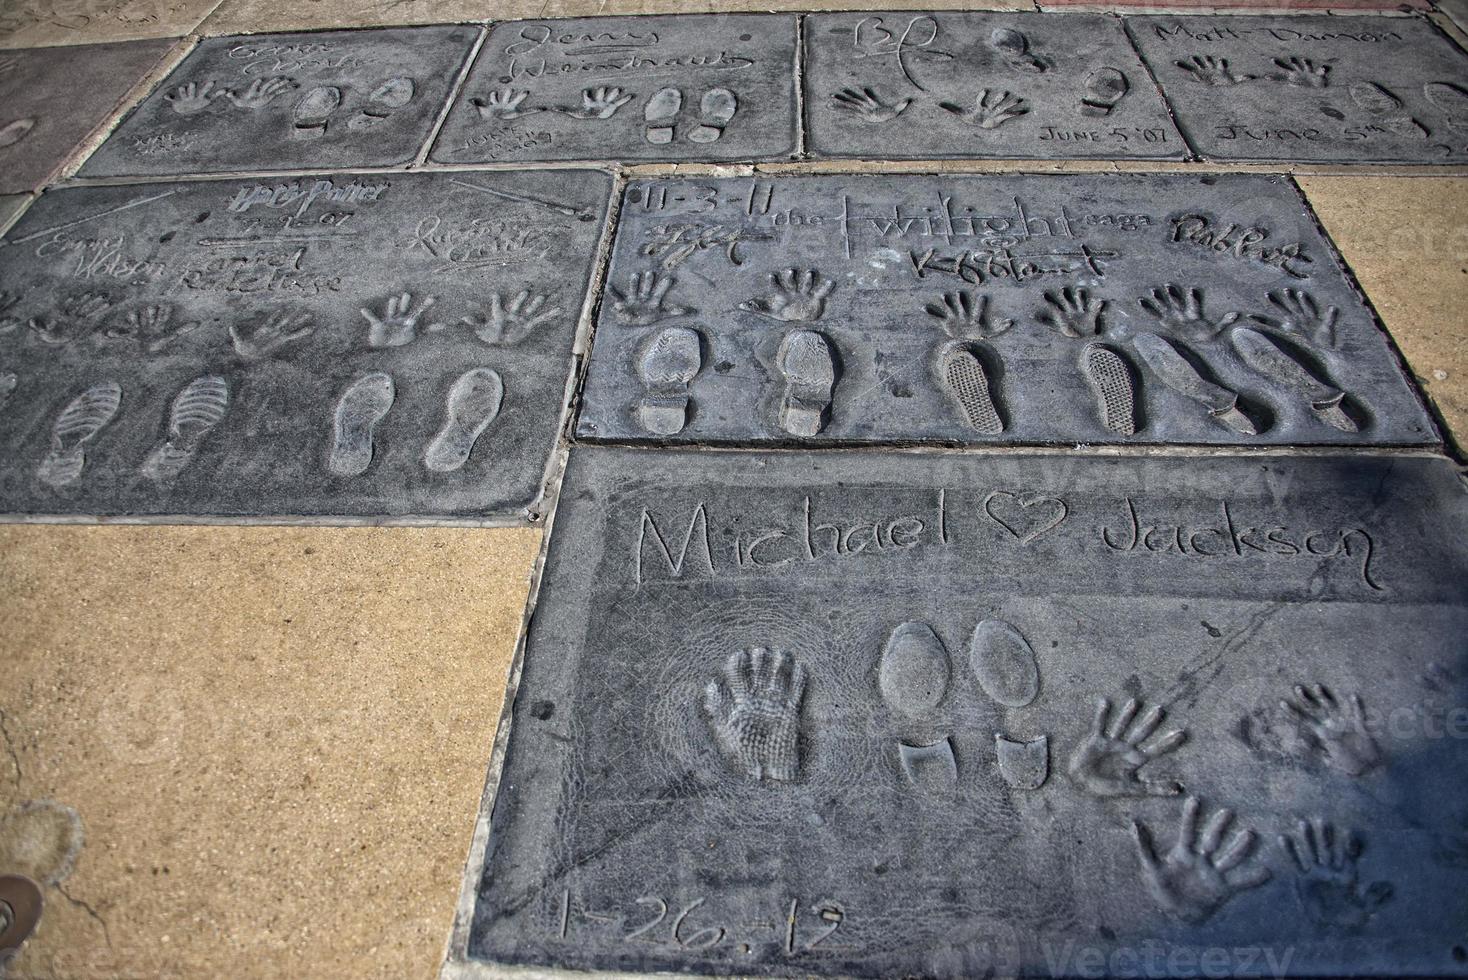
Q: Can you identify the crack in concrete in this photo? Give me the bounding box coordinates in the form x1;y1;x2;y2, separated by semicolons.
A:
0;708;22;788
56;882;112;949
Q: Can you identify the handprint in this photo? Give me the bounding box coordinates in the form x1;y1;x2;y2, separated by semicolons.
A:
29;292;111;345
470;88;538;120
105;304;200;353
1282;818;1393;931
229;310;314;359
1281;684;1381;778
226;76;297;109
1139;284;1240;342
924;290;1012;339
1132;796;1271;924
1175;56;1254;87
1037;286;1105;338
1067;696;1186;798
552;86;633;120
454;290;561;346
831;86;912;123
165;80;227;115
1269;57;1330;89
1249;288;1339;348
608;271;694;326
360;292;436;348
939;89;1029;129
702;647;807;783
739;269;836;323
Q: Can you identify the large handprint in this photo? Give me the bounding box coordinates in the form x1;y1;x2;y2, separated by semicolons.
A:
1067;695;1186;797
165;80;227;115
1133;796;1271;924
739;269;835;323
938;89;1029;130
455;290;561;346
552;86;634;120
1280;684;1381;778
361;292;436;348
227;76;298;110
703;648;807;783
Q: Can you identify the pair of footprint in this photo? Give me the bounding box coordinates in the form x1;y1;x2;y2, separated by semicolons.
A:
635;326;836;438
1133;328;1357;437
328;367;503;477
36;376;229;488
880;619;1046;790
293;77;415;138
938;341;1136;437
643;87;737;145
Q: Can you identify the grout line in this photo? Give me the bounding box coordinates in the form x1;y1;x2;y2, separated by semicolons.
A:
414;24;488;168
793;12;809;160
1117;13;1203;162
48;33;201;186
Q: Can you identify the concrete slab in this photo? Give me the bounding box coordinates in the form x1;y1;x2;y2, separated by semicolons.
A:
450;445;1468;979
0;169;611;522
576;172;1437;447
1126;14;1468;163
1299;174;1468;452
804;11;1184;161
430;14;798;165
0;523;541;978
80;26;479;177
0;39;179;193
0;0;219;49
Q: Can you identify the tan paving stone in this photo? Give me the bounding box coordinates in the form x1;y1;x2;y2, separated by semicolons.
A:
201;0;1034;36
1298;175;1468;451
0;525;541;979
0;0;220;49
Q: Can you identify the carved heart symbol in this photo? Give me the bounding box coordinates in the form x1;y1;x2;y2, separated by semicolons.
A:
983;490;1068;544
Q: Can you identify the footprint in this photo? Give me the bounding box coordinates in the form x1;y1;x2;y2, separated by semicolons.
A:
970;619;1040;708
1081;343;1137;436
777;329;837;437
996;734;1049;790
898;738;958;790
1081;68;1128;117
878;621;951;718
349;77;414;130
37;382;122;488
989;27;1045;73
644;87;681;144
140;375;229;482
328;372;395;477
939;344;1002;435
1230;327;1357;433
1425;82;1468;130
292;86;341;139
688;88;737;143
0;117;35;149
1348;82;1401;115
1132;332;1256;436
635;325;701;436
1349;82;1426;137
424;368;503;473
